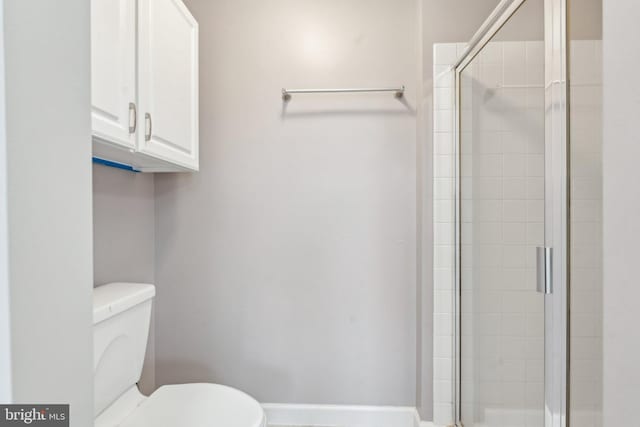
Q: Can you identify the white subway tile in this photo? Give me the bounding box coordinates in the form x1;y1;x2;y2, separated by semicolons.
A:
526;154;545;177
504;200;527;222
434;268;454;290
434;313;453;336
526;177;544;200
527;87;545;108
526;41;544;65
525;381;544;406
476;200;503;222
526;62;544;86
475;245;503;268
478;63;503;89
434;222;454;245
434;245;454;268
501;87;528;108
434;358;453;380
503;268;528;291
502;382;526;406
434;200;453;222
503;131;527;153
434;109;454;132
502;313;526;336
433;156;454;178
504;178;527;199
502;336;526;359
434;132;454;155
504;154;526;177
476;177;503;199
434;65;454;88
526;200;544;222
502;359;526;381
477;154;504;177
503;41;527;85
434;336;454;359
434;43;458;65
434;87;453;111
503;222;527;244
526;313;544;337
526;222;544;246
434;290;453;314
433;404;454;425
480;42;503;64
434;178;454;200
477;131;503;154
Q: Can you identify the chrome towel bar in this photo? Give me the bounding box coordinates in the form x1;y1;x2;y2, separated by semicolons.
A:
282;86;405;101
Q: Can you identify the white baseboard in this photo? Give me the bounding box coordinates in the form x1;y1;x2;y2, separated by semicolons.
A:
261;403;422;427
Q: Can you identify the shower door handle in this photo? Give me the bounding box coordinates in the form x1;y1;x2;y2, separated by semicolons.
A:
536;247;553;294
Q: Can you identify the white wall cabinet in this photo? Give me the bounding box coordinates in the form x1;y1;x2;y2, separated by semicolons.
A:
91;0;137;150
138;0;199;170
91;0;199;172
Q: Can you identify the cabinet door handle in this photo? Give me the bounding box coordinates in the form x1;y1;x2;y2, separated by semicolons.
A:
129;102;137;134
145;113;152;141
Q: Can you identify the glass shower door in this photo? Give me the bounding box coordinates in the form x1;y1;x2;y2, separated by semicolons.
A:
457;1;547;426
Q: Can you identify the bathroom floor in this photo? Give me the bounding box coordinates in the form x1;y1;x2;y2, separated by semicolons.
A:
269;425;344;427
269;425;338;427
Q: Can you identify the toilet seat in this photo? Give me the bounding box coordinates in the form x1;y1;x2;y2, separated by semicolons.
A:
119;383;266;427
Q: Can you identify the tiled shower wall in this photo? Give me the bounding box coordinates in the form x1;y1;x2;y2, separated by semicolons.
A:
432;41;603;427
432;42;466;427
433;40;544;427
459;39;546;427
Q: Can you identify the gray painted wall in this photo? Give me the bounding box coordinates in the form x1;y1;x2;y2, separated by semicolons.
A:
4;0;94;424
0;0;11;402
93;164;155;286
602;0;640;424
153;0;419;406
90;0;504;417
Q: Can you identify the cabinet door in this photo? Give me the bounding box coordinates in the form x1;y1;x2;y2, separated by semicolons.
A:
91;0;137;149
138;0;199;170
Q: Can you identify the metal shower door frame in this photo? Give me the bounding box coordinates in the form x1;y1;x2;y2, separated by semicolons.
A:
451;0;569;426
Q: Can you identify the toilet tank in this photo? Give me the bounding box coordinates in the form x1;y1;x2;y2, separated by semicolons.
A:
93;283;155;417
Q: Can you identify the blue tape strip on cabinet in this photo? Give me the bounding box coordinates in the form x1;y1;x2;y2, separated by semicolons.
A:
92;157;140;173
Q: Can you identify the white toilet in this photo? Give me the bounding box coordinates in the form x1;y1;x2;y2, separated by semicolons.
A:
93;282;267;427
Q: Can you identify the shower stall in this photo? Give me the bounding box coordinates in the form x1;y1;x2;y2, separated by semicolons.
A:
433;0;602;426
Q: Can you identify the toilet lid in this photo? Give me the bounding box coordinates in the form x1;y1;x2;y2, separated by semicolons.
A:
119;383;266;427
